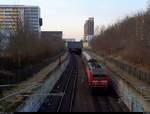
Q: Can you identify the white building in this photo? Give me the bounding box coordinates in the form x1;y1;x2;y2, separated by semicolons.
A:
0;5;42;33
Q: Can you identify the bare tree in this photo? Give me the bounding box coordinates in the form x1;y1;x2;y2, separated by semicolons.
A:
91;10;150;69
94;25;106;37
6;15;65;68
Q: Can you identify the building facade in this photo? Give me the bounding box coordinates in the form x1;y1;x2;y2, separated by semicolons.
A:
64;38;76;42
84;17;94;42
0;5;42;33
41;31;63;39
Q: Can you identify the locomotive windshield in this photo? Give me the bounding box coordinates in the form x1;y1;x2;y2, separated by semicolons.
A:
93;71;106;78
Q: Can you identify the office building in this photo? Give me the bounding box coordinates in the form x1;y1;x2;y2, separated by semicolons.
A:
0;5;42;33
84;17;94;42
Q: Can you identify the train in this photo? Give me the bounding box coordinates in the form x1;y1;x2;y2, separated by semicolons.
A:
82;52;111;91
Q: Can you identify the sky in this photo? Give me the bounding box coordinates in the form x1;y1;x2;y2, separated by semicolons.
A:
0;0;148;40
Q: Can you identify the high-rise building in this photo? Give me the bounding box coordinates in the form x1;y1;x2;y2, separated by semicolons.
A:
0;5;42;33
84;17;94;42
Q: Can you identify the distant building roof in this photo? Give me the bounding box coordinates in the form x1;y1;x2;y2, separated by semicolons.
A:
42;31;62;33
41;31;63;39
64;38;76;42
0;5;39;8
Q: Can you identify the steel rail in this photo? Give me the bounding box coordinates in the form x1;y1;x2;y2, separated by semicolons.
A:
69;61;78;112
56;58;74;112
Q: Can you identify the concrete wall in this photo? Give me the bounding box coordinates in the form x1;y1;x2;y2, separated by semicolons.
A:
110;71;150;112
17;53;69;112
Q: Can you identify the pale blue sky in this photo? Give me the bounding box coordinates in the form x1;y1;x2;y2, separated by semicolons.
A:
0;0;148;39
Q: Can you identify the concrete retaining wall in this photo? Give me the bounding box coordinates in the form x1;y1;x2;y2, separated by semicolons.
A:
110;71;150;112
17;53;70;112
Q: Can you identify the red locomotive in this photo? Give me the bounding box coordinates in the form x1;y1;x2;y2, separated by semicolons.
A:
82;52;111;90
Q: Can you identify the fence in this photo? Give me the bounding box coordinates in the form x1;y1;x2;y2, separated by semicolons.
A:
105;57;150;84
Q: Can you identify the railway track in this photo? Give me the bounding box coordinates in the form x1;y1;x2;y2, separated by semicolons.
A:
92;90;127;112
39;54;78;112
